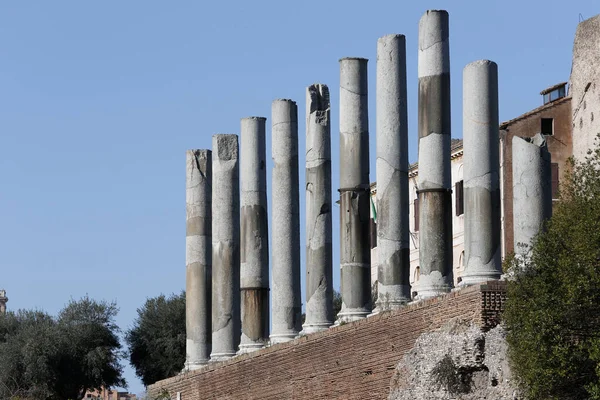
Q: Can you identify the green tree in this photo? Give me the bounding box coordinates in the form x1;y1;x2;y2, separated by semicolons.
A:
503;140;600;399
125;292;186;386
0;297;125;400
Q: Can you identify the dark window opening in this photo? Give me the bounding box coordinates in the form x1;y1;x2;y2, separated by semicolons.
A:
455;180;464;216
551;163;559;199
541;118;554;135
370;217;377;249
414;198;419;232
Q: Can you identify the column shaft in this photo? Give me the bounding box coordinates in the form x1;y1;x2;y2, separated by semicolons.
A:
375;34;410;311
185;149;212;369
239;117;269;352
270;99;302;343
302;84;333;334
462;60;502;285
512;134;552;257
338;57;371;322
210;134;241;361
416;10;453;299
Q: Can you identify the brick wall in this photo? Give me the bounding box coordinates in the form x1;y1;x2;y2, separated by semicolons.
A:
148;282;506;400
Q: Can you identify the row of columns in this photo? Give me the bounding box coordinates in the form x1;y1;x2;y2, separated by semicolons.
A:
184;9;554;368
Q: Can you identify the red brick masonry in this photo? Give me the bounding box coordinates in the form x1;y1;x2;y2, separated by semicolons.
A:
148;281;506;400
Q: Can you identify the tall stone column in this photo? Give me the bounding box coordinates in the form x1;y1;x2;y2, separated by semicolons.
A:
239;117;269;353
210;134;241;361
270;99;302;343
302;84;333;334
0;290;7;315
338;57;372;322
374;34;410;312
416;10;453;299
461;60;502;285
512;134;552;256
185;149;212;369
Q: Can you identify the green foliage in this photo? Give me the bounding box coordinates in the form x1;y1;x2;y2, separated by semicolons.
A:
125;292;185;386
332;289;342;318
0;297;125;400
503;139;600;399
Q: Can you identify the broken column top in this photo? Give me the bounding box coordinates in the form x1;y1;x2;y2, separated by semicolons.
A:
213;134;238;160
242;116;267;121
339;57;368;62
378;33;405;41
307;84;330;109
513;133;551;160
273;99;296;104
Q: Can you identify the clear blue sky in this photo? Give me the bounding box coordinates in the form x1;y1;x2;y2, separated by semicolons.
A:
0;1;596;394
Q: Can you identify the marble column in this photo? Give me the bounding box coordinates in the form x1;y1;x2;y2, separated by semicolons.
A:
185;149;212;369
338;57;372;322
461;60;502;285
210;134;241;361
239;117;269;353
416;10;453;299
374;34;410;311
512;134;552;257
270;99;302;343
302;84;334;334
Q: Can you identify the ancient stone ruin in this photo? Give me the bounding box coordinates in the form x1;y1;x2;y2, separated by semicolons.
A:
176;8;555;399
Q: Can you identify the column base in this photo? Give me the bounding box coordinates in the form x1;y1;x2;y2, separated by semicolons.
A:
335;308;370;324
300;322;332;335
413;285;451;300
458;273;501;287
183;361;209;372
369;299;407;316
209;352;237;362
237;343;265;354
269;332;298;344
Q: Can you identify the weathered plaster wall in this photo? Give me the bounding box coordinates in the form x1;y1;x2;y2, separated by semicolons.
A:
148;282;506;400
571;14;600;161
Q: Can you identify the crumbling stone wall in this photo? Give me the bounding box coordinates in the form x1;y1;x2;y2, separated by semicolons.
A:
571;14;600;161
148;282;505;400
388;319;519;400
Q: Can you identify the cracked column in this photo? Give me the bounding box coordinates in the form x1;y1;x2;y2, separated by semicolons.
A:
512;134;552;257
185;149;212;369
239;117;269;353
270;99;302;343
210;134;241;361
416;10;453;299
374;34;410;312
301;84;333;334
461;60;502;285
338;57;372;322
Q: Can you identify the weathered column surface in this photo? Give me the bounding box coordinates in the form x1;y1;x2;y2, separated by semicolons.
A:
512;134;552;256
416;10;453;299
239;117;269;353
210;134;241;361
374;34;410;312
270;99;302;343
302;84;333;334
338;57;372;322
185;149;212;369
461;60;502;285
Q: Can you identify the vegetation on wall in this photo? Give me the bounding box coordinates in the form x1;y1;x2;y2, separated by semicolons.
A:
503;139;600;399
0;297;125;400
